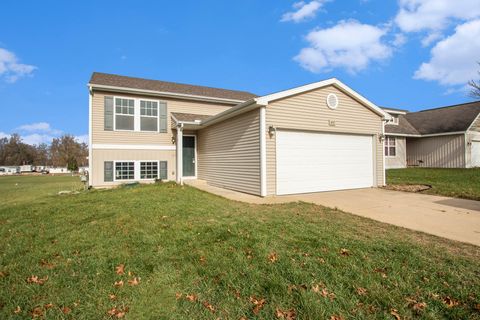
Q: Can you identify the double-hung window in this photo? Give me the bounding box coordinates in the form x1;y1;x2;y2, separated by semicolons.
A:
140;100;158;132
140;161;158;179
385;137;396;157
115;162;135;180
115;98;135;130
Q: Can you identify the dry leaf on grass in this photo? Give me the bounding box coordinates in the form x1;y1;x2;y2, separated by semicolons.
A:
115;264;125;275
276;308;296;319
26;275;48;285
340;248;350;256
62;306;71;314
390;308;401;320
128;277;140;286
40;259;55;269
186;294;198;302
199;256;206;264
442;296;459;308
31;306;43;318
250;296;266;315
268;252;278;263
14;306;21;314
107;306;129;318
44;303;54;310
330;315;344;320
114;280;124;287
202;301;215;313
109;294;117;300
373;268;388;278
356;287;368;296
175;292;182;300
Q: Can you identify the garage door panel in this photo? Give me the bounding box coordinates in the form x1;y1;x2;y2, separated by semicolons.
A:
276;130;374;195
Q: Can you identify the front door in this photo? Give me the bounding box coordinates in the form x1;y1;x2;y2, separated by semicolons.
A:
182;136;196;177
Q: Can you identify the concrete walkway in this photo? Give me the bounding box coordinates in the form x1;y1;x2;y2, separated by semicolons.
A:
186;180;480;246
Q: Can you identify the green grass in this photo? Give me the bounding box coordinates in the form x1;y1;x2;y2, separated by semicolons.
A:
387;168;480;201
0;176;479;319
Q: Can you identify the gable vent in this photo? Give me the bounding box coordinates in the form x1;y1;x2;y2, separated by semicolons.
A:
326;93;338;109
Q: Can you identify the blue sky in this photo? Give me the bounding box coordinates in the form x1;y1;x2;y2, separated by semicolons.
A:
1;0;479;145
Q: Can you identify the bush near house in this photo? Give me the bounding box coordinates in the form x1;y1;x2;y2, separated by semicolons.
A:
0;176;479;319
387;168;480;201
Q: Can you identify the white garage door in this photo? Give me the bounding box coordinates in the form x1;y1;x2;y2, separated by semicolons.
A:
472;141;480;167
276;130;374;195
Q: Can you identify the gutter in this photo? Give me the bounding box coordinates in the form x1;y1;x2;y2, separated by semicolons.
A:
385;131;466;138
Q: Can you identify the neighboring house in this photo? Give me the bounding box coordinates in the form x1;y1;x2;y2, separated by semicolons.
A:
19;165;33;173
88;72;391;196
49;167;71;174
0;166;19;175
384;102;480;169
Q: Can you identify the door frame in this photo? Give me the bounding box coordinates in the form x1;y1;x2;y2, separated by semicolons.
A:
182;134;197;179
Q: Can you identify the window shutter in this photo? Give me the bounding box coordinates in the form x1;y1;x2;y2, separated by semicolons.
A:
104;161;113;182
104;96;114;131
159;101;167;133
159;161;168;180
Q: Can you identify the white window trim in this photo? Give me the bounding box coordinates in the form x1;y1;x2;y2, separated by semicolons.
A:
113;96;164;133
182;134;197;179
139;160;160;180
384;136;396;157
113;160;167;182
387;116;399;125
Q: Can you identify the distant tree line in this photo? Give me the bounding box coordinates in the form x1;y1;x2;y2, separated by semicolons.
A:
0;134;88;171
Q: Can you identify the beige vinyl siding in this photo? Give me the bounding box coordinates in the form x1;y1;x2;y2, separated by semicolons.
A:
385;136;407;169
265;85;384;195
91;90;232;145
91;149;175;187
197;109;261;195
406;134;466;168
469;114;480;132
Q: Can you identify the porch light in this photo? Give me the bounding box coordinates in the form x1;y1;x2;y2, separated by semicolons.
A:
378;134;385;142
171;136;176;144
268;126;276;137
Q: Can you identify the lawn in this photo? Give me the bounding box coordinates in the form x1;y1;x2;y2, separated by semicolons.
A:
387;168;480;201
0;176;479;319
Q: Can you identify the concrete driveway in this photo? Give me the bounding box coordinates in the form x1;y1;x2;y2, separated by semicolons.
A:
186;180;480;246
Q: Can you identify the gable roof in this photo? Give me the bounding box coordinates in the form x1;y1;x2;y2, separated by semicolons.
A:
255;78;390;119
89;72;257;102
384;101;480;136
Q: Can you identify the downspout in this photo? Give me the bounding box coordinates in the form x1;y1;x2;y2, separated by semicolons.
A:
259;106;267;197
176;123;184;185
382;119;386;186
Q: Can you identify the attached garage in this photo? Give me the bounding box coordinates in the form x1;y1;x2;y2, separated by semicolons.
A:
276;130;374;195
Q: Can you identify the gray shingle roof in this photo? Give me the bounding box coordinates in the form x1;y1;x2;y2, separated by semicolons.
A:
171;112;212;122
89;72;257;101
385;101;480;135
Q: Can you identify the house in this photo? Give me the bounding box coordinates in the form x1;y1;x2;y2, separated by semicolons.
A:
383;102;480;169
0;166;19;175
48;167;71;174
88;72;391;196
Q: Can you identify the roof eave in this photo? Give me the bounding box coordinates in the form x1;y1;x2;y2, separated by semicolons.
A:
87;83;246;105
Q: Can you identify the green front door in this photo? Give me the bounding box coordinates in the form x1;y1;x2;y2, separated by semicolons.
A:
182;136;196;177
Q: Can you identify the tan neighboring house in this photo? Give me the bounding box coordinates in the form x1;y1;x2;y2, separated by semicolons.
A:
88;72;391;196
383;102;480;169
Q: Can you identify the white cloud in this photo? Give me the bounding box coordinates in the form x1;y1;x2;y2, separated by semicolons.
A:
392;33;407;47
0;132;10;139
281;1;326;23
16;122;63;135
0;48;36;83
75;134;89;144
21;133;56;145
294;20;392;73
414;19;480;86
395;0;480;44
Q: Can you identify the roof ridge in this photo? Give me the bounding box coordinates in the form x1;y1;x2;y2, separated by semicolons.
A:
91;72;256;96
411;100;480;113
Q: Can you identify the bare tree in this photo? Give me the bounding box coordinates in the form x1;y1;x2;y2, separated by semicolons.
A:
469;62;480;98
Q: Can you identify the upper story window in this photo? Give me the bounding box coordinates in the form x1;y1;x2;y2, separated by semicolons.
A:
140;100;158;132
115;98;135;130
387;114;399;125
385;136;396;157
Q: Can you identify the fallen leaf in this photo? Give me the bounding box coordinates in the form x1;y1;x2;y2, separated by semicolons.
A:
442;296;459;308
390;308;401;320
203;301;215;313
268;252;278;263
128;277;140;286
199;256;206;264
374;268;388;278
233;289;241;299
250;296;266;315
107;306;129;318
311;284;320;293
356;287;367;296
413;302;427;312
186;294;198;302
107;307;118;316
40;259;55;269
175;292;182;300
0;271;7;277
340;248;349;256
114;280;124;287
109;294;117;300
115;264;125;275
330;315;344;320
62;306;71;314
31;306;43;318
44;303;54;309
318;258;325;264
26;275;48;285
13;306;21;314
116;310;126;318
276;308;296;319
